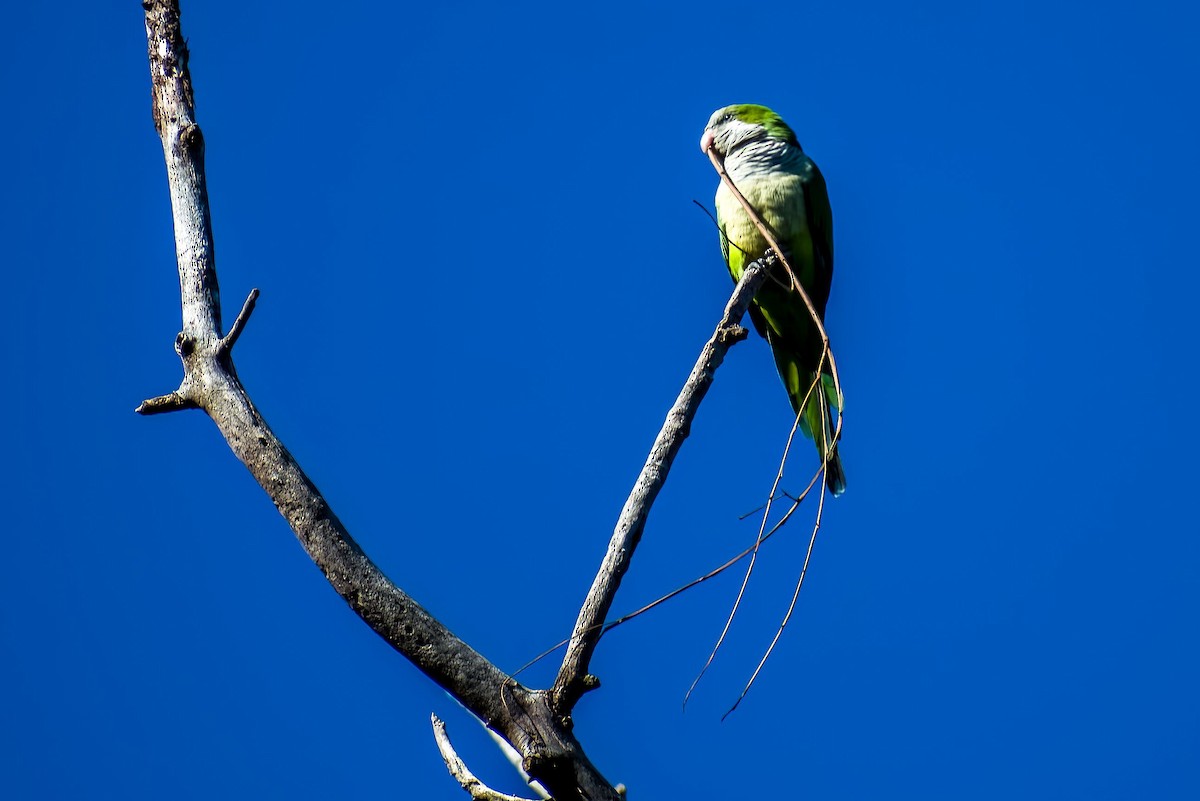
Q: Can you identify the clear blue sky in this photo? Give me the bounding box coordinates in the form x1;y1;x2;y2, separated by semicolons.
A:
2;1;1198;798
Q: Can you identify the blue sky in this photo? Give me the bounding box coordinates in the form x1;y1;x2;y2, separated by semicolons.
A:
3;1;1198;798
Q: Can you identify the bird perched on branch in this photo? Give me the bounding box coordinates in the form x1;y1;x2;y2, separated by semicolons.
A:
701;104;845;495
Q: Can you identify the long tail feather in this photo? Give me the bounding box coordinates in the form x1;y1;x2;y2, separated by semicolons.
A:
766;333;846;496
801;375;845;496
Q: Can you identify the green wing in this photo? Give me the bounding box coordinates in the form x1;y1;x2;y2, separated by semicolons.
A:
749;155;835;377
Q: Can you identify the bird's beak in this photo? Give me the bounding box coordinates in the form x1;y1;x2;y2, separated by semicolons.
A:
700;130;715;154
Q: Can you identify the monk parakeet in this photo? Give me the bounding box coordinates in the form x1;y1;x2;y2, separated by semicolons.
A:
701;104;846;495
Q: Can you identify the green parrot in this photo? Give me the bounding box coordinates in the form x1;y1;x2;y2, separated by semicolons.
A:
701;104;846;495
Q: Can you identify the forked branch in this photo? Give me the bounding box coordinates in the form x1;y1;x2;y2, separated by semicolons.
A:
139;2;618;799
140;3;787;797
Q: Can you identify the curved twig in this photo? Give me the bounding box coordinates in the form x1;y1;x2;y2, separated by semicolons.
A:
684;370;819;707
432;715;541;801
508;469;823;684
723;432;829;720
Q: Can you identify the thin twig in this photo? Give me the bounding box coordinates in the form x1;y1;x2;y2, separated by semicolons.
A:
602;472;818;636
683;368;820;707
219;288;260;352
432;715;540;801
721;350;840;717
723;399;832;719
508;469;823;684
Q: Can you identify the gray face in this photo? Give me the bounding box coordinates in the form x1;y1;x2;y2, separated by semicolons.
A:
701;109;762;157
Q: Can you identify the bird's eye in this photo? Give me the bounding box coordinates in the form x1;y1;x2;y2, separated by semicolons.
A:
722;113;733;122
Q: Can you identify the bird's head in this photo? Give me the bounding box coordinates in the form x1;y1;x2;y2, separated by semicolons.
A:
700;104;799;158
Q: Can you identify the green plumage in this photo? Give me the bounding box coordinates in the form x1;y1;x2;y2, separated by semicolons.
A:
701;104;846;495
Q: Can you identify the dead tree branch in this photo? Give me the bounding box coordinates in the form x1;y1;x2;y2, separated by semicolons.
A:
139;2;615;798
139;1;770;796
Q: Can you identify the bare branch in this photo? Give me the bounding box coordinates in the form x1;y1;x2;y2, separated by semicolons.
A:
144;0;513;721
144;0;220;342
552;257;772;710
432;715;541;801
140;3;620;798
